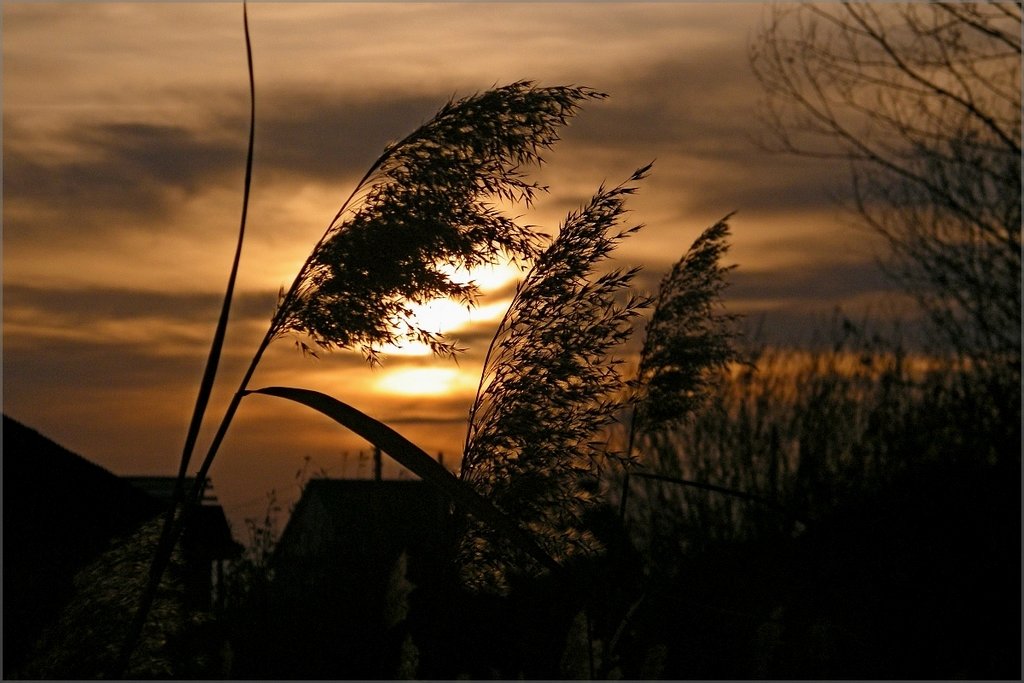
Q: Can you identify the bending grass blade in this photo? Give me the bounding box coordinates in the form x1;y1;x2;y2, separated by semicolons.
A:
246;385;563;576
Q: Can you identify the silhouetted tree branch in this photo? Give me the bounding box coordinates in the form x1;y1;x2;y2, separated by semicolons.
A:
750;2;1021;366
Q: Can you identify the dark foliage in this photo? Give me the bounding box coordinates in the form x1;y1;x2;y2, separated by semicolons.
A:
751;3;1021;364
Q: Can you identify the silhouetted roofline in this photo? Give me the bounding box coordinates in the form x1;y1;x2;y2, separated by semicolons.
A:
123;475;218;504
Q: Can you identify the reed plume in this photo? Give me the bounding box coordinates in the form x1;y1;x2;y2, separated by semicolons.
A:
273;81;607;362
616;215;740;521
192;81;609;511
458;165;653;592
632;216;739;437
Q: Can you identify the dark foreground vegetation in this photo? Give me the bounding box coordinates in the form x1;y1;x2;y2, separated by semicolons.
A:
221;345;1018;680
12;340;1016;680
619;343;1020;679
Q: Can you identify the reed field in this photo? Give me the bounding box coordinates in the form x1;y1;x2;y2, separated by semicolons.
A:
616;342;1020;679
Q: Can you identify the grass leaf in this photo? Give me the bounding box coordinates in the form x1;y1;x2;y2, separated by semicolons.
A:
246;385;562;575
116;4;257;676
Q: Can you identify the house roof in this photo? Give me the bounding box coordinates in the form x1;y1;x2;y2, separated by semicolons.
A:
3;414;165;675
123;475;217;504
265;479;452;679
3;414;242;676
121;476;241;560
3;414;164;563
273;478;449;575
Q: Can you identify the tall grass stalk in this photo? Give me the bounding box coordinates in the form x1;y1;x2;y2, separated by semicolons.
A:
619;216;740;518
631;216;738;435
115;4;257;675
192;80;606;512
458;166;653;592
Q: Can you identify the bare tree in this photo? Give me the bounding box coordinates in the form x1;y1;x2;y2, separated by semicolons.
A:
750;2;1021;366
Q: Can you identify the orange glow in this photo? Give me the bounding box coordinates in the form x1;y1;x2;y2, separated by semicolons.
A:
374;367;478;397
1;1;914;542
409;298;511;334
440;261;525;292
374;299;511;358
374;261;520;357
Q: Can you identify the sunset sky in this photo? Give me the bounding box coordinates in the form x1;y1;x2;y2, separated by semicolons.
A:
2;2;916;530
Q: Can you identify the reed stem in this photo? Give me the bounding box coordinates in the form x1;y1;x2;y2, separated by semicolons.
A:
112;4;256;675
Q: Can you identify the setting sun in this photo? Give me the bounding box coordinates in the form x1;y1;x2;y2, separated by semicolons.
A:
375;262;521;357
412;261;524;333
441;261;525;292
408;297;511;334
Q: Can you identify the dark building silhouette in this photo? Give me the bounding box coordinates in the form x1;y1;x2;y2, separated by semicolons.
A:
123;475;242;610
2;415;240;676
258;478;449;678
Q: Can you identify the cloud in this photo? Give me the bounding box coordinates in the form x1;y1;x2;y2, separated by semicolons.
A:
3;334;202;393
3;2;928;516
728;260;895;304
6;3;836;259
254;89;447;182
2;87;529;240
4;55;849;267
550;54;852;217
3;122;256;293
627;252;915;348
4;283;276;331
4;119;244;222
